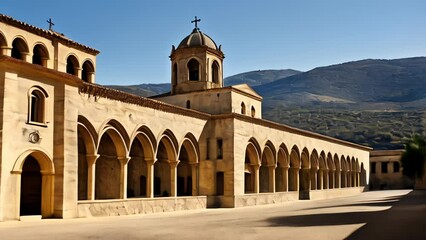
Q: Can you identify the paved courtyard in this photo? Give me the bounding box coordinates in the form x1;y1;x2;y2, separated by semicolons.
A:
0;190;425;240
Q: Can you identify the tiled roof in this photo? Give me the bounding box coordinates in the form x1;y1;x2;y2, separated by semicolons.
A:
0;14;100;55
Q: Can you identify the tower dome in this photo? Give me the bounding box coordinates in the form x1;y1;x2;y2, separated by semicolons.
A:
169;17;224;95
177;28;218;50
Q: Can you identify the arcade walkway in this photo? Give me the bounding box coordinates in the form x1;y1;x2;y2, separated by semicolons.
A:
0;190;424;240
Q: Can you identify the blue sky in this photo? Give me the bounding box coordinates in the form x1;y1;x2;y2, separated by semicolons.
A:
1;0;425;85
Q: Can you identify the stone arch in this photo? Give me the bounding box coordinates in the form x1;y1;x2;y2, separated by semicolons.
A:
346;156;352;187
11;36;29;61
99;119;130;151
260;142;276;193
289;145;300;191
0;31;7;56
154;130;178;197
12;149;54;218
211;60;220;84
317;152;328;190
127;126;156;198
244;138;261;194
66;54;80;76
334;154;341;188
327;153;335;189
351;157;356;187
82;59;95;83
77;117;97;201
177;133;199;196
299;147;310;192
187;58;200;81
96;127;128;199
276;144;289;192
32;43;49;67
310;150;319;190
341;155;347;188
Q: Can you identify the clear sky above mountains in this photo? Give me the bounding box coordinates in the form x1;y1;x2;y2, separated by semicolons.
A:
1;0;425;85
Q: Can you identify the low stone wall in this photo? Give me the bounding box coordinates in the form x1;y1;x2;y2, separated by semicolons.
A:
234;192;300;208
77;196;207;218
309;187;365;200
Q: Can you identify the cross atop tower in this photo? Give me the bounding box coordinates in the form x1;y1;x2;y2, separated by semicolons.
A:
47;18;55;31
191;16;201;29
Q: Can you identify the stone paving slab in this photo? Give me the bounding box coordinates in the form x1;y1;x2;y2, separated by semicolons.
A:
0;190;424;240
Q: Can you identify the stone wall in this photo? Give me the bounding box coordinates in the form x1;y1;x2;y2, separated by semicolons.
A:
77;196;207;217
234;192;299;208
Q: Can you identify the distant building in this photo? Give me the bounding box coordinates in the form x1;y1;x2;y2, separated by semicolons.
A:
0;14;370;221
369;150;414;190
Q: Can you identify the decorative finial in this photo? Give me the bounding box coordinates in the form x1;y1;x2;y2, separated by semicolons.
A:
191;16;201;29
47;18;55;31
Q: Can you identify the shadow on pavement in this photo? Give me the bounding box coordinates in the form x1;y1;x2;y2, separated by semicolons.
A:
266;190;426;239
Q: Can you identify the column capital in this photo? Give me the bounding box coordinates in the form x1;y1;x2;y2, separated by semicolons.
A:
86;154;100;165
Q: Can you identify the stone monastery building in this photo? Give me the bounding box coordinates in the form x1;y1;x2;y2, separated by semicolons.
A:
0;15;370;221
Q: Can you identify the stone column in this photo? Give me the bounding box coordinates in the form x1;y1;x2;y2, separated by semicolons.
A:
169;160;180;197
335;170;341;188
119;157;130;199
146;158;155;198
75;67;82;79
317;170;323;190
253;165;260;194
0;46;12;56
22;52;30;62
190;163;199;196
329;170;335;189
282;166;289;192
268;165;275;193
311;169;317;190
86;154;99;200
323;169;329;189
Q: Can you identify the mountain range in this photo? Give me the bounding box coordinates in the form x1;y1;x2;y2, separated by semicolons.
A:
107;57;426;150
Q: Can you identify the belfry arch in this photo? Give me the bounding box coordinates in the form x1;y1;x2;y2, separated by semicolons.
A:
12;150;54;219
11;37;29;61
0;31;7;56
32;43;49;67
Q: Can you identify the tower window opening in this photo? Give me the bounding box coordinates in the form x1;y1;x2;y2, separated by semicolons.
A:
66;55;79;76
186;100;191;109
28;88;47;124
32;44;49;67
212;61;219;83
12;38;29;60
82;60;95;82
172;63;178;86
188;59;199;81
251;106;256;117
241;102;246;115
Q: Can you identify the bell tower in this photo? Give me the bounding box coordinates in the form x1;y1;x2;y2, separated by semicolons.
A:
170;17;225;95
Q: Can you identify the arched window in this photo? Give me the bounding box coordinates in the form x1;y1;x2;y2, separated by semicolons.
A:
172;63;178;86
11;38;29;60
82;60;95;82
28;87;48;124
187;59;199;81
66;55;79;76
186;100;191;109
212;60;219;84
241;102;246;115
251;106;256;117
32;44;49;67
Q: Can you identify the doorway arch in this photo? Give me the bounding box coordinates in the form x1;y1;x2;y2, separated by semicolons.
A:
12;150;54;219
